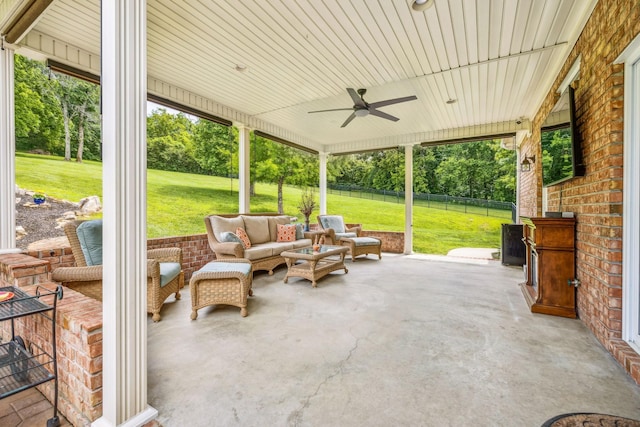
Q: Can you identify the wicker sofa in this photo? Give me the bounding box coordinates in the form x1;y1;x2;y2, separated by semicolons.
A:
205;213;313;274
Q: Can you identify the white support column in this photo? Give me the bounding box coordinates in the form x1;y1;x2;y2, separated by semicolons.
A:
236;124;251;213
95;1;156;426
0;43;18;254
403;144;413;254
319;152;328;215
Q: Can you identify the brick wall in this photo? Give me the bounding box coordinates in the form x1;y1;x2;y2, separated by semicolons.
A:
24;247;75;270
0;281;102;426
518;0;640;385
361;230;404;253
147;234;215;282
0;253;50;286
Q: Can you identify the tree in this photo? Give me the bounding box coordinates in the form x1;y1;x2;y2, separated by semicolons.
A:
413;146;439;193
146;109;201;172
74;85;100;162
50;72;100;161
253;135;318;214
193;119;236;176
14;55;63;153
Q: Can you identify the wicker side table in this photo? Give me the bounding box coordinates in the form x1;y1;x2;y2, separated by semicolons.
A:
189;259;253;319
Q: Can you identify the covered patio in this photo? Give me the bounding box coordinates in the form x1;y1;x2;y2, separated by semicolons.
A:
1;0;640;426
146;255;640;426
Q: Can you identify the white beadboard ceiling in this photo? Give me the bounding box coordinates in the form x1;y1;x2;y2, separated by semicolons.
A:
11;0;597;154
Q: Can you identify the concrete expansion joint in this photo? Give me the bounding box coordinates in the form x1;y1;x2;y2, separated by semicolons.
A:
287;336;364;426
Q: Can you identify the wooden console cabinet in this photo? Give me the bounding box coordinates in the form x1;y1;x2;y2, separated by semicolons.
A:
520;216;576;318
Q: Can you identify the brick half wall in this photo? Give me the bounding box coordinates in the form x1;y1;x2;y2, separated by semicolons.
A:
0;282;102;426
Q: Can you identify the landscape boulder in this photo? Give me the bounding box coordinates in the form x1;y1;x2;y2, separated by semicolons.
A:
77;196;102;215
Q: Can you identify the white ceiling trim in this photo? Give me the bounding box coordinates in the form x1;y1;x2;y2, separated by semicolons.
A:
325;119;531;154
147;77;325;152
19;29;99;73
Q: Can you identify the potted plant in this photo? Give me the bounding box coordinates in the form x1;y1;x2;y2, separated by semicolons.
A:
33;192;46;205
298;188;317;231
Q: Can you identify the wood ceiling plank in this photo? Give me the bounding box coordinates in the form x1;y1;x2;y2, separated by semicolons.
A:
310;0;389;84
447;0;469;67
519;0;546;52
487;0;503;60
499;0;518;57
475;0;490;63
433;0;460;69
356;0;413;79
461;0;478;66
378;0;426;77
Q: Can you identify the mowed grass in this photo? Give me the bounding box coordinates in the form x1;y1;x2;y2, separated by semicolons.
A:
16;153;505;254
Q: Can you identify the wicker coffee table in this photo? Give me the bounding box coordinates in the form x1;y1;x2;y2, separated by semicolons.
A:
281;245;349;287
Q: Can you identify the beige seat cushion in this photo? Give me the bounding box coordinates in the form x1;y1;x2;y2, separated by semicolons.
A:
261;241;295;255
243;245;275;260
241;216;271;244
210;216;245;242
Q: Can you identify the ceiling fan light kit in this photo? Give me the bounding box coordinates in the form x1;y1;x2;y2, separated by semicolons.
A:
308;87;417;128
412;0;434;12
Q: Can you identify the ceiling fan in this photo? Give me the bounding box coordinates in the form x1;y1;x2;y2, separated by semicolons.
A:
308;88;418;128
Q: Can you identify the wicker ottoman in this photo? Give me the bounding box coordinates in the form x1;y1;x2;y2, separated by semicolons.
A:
340;237;382;262
189;259;253;319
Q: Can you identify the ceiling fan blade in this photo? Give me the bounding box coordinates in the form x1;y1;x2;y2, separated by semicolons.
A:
308;108;354;113
368;95;418;109
341;112;357;128
347;88;366;107
369;109;399;122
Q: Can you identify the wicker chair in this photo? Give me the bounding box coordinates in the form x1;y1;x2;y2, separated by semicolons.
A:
51;220;183;322
316;215;362;245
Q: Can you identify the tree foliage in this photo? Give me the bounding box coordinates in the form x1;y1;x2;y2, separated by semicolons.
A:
330;141;516;202
14;55;63;153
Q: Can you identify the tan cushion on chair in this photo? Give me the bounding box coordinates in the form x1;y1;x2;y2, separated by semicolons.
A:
209;216;245;242
241;216;270;244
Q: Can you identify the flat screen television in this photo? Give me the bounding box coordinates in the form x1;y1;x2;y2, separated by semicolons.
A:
540;86;584;187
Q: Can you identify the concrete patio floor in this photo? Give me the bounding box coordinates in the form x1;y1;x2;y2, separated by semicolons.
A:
148;253;640;427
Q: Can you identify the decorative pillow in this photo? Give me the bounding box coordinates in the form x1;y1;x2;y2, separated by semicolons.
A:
276;224;296;242
295;223;304;240
236;227;252;248
220;231;244;247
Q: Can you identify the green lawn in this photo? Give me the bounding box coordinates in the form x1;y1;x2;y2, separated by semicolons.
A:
16;153;505;254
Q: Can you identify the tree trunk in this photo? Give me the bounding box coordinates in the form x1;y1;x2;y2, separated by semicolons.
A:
76;105;85;163
277;177;284;214
63;102;71;161
76;104;86;163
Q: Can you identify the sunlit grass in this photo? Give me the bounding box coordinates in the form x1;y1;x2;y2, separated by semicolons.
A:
16;153;505;254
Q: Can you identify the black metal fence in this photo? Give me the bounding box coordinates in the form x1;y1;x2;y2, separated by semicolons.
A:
327;184;513;220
